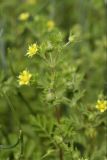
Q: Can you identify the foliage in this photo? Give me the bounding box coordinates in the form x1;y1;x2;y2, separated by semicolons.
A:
0;0;106;160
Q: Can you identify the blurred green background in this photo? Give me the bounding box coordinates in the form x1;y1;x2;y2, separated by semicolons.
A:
0;0;106;159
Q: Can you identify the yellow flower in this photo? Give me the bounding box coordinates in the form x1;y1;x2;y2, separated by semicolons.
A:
18;70;32;86
26;43;38;57
18;12;30;21
26;0;37;4
96;100;107;112
47;20;55;31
